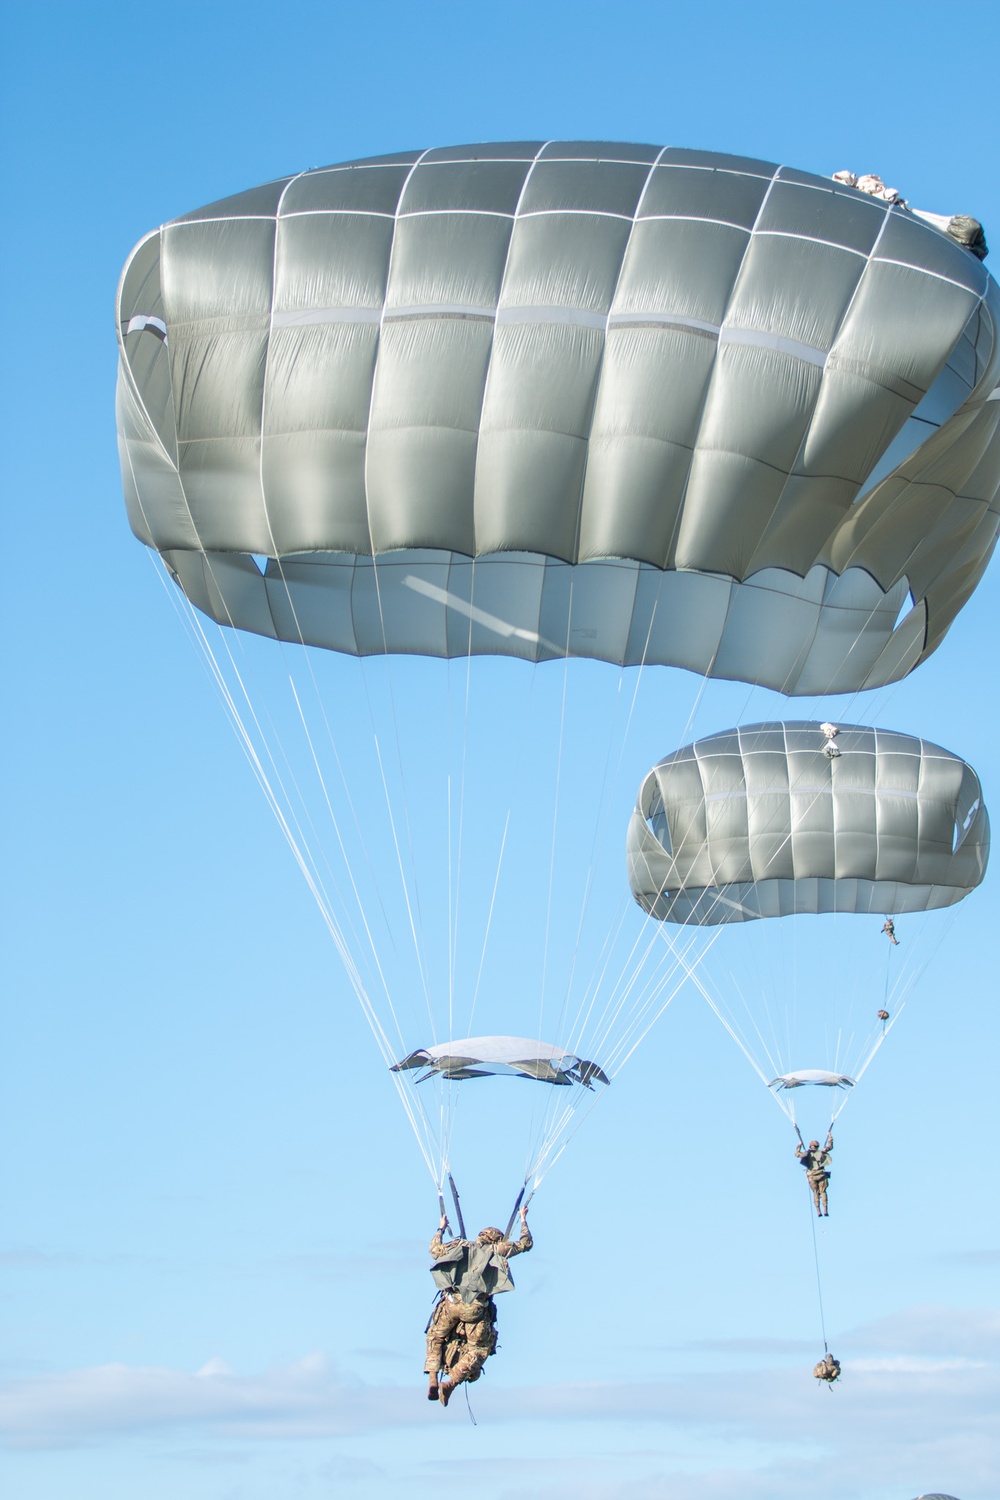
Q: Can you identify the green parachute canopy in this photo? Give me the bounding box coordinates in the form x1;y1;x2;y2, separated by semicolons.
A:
628;722;989;924
117;143;1000;696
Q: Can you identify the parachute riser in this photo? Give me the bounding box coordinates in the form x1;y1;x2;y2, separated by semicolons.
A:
448;1172;467;1240
504;1184;535;1239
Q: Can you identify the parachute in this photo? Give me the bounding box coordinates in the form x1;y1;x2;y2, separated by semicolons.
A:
118;142;1000;697
628;721;989;1125
629;722;989;924
117;143;999;1207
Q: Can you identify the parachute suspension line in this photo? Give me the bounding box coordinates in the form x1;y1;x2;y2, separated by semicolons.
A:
527;926;726;1192
565;890;651;1058
678;871;789;1085
574;856;749;1100
564;890;639;1054
603;929;723;1074
465;598;545;1042
227;544;439;1130
245;416;446;1089
807;1190;830;1355
643;720;818;1083
446;768;455;1043
523;592;577;1178
219;576;419;1030
557;583;685;1075
537;586;575;1042
278;670;406;1023
529;931;717;1183
572;754;755;1063
566;894;675;1069
711;925;785;1081
829;1098;845;1130
162;575;442;1183
523;933;673;1188
363;555;437;1037
552;646;649;1051
163;567;443;1181
261;660;450;1174
684;950;775;1091
575;747;761;1062
176;592;375;1003
436;1081;456;1205
467;809;512;1030
590;917;699;1067
447;556;479;1048
233;397;429;1041
853;903;961;1086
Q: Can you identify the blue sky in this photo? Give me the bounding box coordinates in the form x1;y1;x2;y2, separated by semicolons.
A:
2;2;999;1497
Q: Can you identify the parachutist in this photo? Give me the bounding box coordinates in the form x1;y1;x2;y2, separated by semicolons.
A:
882;917;899;945
796;1132;834;1216
813;1352;841;1384
425;1207;532;1405
877;1009;890;1022
819;722;841;758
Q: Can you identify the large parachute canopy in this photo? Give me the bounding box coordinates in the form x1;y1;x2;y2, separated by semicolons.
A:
627;722;989;1125
118;142;1000;697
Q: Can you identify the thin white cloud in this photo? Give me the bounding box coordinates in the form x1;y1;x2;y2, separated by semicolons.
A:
0;1353;423;1449
0;1303;996;1500
843;1304;1000;1359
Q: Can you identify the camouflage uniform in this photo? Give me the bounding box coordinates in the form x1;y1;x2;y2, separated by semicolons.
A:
424;1294;497;1385
813;1353;841;1382
796;1139;833;1215
424;1226;532;1387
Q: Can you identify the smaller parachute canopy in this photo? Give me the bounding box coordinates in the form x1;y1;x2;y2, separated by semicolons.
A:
391;1036;610;1089
628;722;990;926
770;1070;855;1091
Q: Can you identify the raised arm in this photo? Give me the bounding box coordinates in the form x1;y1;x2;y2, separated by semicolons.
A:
499;1206;533;1258
429;1213;463;1258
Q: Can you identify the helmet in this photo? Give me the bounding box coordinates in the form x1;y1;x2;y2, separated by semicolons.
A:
477;1227;504;1244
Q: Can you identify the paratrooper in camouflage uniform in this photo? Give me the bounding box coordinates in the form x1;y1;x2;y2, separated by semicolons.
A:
796;1132;834;1216
424;1208;531;1405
